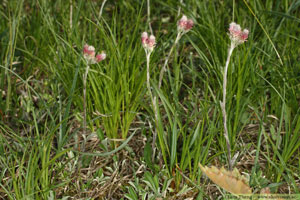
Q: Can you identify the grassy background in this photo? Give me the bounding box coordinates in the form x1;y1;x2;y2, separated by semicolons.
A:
0;0;299;199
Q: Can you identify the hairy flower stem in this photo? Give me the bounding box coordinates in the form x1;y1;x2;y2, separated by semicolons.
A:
147;0;153;35
82;64;90;151
146;54;154;107
158;32;182;89
146;53;159;161
221;43;235;171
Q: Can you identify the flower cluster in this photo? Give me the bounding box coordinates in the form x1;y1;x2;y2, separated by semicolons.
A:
178;15;194;32
83;44;106;64
141;32;156;53
228;22;249;46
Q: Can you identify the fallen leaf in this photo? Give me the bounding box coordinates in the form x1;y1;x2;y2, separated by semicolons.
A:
199;163;252;195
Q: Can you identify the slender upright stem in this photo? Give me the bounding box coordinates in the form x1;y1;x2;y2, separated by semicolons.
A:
99;0;107;20
147;0;153;35
58;84;62;147
221;42;235;170
146;53;157;114
146;52;159;161
83;65;90;147
69;0;73;29
177;0;183;17
158;32;182;89
6;70;11;113
146;53;153;103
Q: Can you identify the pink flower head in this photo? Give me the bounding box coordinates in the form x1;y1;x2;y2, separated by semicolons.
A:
184;19;194;31
239;29;249;41
178;15;188;30
178;15;193;32
141;32;156;53
147;35;156;50
95;52;106;62
83;44;106;64
141;32;148;48
229;22;241;37
228;22;249;46
83;44;95;57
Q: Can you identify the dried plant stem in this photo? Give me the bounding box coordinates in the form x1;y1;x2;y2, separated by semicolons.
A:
158;32;182;89
99;0;107;20
151;129;157;162
69;0;73;29
177;0;183;17
147;0;153;35
82;65;90;150
221;43;235;171
148;120;156;161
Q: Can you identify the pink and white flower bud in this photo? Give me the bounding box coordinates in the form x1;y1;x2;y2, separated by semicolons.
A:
141;32;148;48
83;44;106;64
184;19;194;31
83;44;96;61
228;22;249;46
178;15;188;31
95;52;106;62
147;35;156;51
178;15;193;32
239;29;249;41
83;44;89;53
229;22;241;37
141;32;156;53
83;44;95;56
87;45;95;52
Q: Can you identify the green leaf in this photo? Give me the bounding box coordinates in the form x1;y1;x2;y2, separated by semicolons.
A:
144;141;154;170
170;119;177;168
76;130;137;156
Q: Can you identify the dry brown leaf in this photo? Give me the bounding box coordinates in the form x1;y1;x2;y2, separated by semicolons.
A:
199;163;252;195
260;187;284;200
